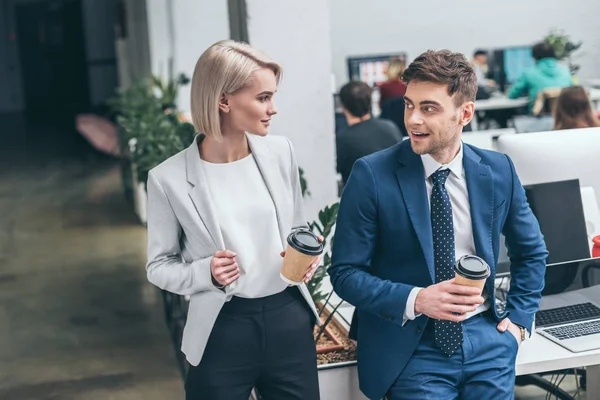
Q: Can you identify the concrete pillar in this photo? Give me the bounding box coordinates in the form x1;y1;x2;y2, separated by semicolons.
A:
245;0;338;219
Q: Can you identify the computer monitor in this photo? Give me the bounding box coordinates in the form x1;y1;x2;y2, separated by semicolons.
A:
497;179;589;263
525;180;590;264
489;45;534;93
496;128;600;212
346;53;407;88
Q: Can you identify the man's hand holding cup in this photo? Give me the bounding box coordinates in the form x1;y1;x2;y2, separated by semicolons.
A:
415;255;490;322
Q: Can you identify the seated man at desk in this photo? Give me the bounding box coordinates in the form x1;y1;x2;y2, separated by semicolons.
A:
336;80;403;185
507;42;573;112
471;49;496;99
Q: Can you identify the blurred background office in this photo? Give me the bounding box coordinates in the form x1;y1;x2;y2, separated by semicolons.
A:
1;0;600;399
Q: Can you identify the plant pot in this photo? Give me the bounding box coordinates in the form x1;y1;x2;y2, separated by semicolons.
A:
130;161;148;225
318;361;368;400
314;301;357;364
313;301;364;398
316;325;345;354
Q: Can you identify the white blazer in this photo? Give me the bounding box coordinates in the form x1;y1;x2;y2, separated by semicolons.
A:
146;133;320;366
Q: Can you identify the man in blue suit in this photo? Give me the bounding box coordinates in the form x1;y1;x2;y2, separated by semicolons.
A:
329;50;548;400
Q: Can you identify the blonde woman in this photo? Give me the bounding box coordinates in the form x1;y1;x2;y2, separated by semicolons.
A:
145;40;321;399
377;57;407;107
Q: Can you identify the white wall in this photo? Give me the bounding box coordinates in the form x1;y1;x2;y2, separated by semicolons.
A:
143;0;337;218
115;0;152;88
329;0;600;89
246;0;338;219
145;0;229;111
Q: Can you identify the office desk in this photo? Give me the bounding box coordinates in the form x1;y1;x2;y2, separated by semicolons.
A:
516;335;600;397
472;96;528;130
476;96;529;112
462;128;516;150
472;89;600;130
583;78;600;89
516;285;600;398
475;89;600;112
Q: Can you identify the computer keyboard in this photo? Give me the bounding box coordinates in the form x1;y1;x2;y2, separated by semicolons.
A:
536;302;600;328
544;320;600;340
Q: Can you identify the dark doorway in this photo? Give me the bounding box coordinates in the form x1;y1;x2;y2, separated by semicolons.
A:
16;0;90;113
13;0;96;160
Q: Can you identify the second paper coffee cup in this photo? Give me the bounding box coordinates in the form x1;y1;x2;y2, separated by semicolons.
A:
280;229;323;285
454;255;491;294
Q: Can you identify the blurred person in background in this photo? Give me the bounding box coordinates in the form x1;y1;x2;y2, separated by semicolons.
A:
508;41;573;112
471;50;495;90
336;80;403;186
554;86;600;130
378;58;408;107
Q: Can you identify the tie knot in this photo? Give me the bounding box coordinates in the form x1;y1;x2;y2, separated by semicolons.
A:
431;169;451;186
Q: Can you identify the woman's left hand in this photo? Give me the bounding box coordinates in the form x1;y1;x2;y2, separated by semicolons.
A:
279;235;324;283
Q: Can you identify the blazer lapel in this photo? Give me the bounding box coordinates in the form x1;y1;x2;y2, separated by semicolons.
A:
463;144;494;268
396;145;435;281
186;135;225;249
247;134;287;248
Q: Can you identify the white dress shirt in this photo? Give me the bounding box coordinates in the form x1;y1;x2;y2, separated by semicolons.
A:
201;154;288;299
403;143;490;323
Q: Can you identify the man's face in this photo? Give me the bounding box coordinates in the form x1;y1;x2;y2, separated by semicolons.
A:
474;54;487;66
404;81;473;160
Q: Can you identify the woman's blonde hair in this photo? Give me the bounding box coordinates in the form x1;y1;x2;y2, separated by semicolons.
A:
190;40;282;141
387;58;406;80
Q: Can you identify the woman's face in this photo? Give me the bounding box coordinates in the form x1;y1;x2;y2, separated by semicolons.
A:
221;68;278;136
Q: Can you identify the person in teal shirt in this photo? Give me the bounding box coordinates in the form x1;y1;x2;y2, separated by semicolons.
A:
507;42;573;112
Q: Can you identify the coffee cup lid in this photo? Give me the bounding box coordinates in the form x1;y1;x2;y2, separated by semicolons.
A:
287;229;323;256
454;255;490;280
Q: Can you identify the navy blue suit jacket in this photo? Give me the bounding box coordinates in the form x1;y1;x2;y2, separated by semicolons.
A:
329;140;548;400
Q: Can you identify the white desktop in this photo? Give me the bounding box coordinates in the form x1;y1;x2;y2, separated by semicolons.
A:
496;127;600;398
496;127;600;211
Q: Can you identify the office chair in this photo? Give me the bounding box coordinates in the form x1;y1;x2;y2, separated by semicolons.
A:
511;115;554;133
532;87;563;116
379;97;408;137
508;87;560;133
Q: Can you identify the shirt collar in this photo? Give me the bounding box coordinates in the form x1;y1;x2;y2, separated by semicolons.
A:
420;143;464;180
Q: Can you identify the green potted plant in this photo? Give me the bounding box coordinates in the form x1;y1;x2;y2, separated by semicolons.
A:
300;174;362;398
544;29;582;76
109;73;194;224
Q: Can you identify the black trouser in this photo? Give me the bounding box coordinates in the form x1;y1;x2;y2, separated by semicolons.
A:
185;287;320;400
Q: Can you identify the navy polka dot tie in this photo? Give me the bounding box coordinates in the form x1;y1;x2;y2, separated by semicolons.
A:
431;169;463;356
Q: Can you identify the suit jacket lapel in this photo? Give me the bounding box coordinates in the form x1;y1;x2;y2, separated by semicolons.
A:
186;135;225;249
396;145;435;282
463;144;494;269
247;134;287;248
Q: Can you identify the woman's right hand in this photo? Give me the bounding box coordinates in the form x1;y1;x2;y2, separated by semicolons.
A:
210;250;240;287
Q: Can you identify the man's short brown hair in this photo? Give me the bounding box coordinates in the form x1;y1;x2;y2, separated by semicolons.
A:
402;50;477;107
